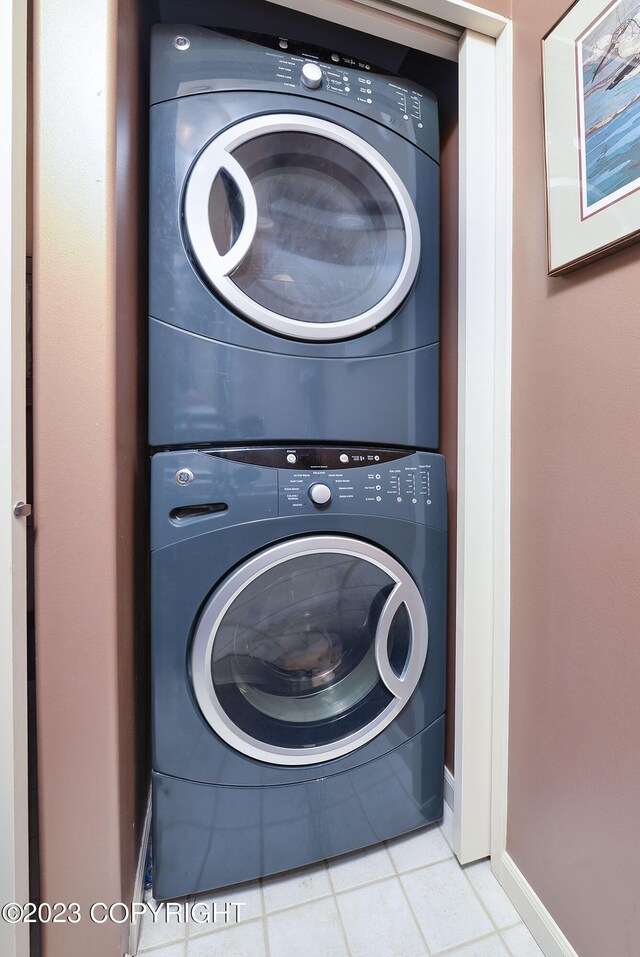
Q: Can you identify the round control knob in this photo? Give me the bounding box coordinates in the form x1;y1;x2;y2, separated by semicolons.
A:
301;62;323;89
309;483;332;507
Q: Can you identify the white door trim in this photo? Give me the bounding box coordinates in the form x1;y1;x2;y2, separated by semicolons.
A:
490;19;513;878
455;22;513;868
0;0;30;955
454;27;498;863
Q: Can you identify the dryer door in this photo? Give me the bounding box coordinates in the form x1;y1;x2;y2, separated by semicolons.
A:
190;535;428;766
183;114;420;341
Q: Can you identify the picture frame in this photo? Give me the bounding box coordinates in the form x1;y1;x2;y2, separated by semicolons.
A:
543;0;640;274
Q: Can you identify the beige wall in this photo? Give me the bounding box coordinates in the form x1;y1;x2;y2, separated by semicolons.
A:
33;0;146;954
475;0;510;17
505;3;640;956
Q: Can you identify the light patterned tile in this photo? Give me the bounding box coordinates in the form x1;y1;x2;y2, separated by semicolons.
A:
186;918;266;957
142;944;185;957
337;876;428;957
137;900;187;952
402;859;493;953
501;923;545;957
188;881;262;936
267;897;348;957
446;934;511;957
262;861;332;913
464;860;520;929
328;842;395;892
386;824;453;873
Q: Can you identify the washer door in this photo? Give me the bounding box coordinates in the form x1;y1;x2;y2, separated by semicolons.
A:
190;536;428;766
183;114;421;341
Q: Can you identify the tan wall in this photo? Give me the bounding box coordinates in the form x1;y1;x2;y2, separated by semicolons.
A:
505;3;640;956
474;0;511;17
33;0;146;954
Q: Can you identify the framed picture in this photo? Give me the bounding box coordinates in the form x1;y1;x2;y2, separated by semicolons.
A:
543;0;640;274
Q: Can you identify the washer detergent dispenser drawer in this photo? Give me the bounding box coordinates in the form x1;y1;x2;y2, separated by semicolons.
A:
148;25;440;449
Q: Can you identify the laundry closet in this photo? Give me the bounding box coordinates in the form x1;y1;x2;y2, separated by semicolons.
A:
30;2;502;948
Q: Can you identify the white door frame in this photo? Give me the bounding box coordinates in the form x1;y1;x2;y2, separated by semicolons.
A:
489;20;513;876
455;23;513;865
0;0;30;955
268;0;513;867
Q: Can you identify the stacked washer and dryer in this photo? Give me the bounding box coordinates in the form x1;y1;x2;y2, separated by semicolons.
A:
149;24;447;900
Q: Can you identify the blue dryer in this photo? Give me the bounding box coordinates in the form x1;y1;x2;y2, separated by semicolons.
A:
149;25;440;449
151;445;446;900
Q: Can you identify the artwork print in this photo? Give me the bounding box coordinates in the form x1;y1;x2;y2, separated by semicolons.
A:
577;0;640;217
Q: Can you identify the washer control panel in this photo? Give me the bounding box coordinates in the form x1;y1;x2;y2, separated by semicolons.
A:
209;446;446;527
279;460;435;519
152;447;447;550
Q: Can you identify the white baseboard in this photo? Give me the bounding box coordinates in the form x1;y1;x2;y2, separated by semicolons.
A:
499;853;580;957
444;765;454;810
410;768;579;957
127;785;152;957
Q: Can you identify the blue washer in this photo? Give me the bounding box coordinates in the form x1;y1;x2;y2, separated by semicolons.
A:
151;445;446;899
149;25;440;449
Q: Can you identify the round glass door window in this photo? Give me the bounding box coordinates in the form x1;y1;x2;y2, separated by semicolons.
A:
190;536;428;766
183;115;421;341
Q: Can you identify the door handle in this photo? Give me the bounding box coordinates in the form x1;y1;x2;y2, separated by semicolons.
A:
374;582;411;700
185;146;258;281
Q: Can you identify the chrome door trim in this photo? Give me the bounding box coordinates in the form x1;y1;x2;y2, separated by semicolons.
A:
190;535;428;766
374;580;422;698
183;114;421;342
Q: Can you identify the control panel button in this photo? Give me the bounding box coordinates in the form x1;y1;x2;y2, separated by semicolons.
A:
286;453;297;464
308;483;332;507
339;453;349;463
331;52;340;62
301;62;323;89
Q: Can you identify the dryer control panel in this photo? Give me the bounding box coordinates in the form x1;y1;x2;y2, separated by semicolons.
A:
151;24;439;161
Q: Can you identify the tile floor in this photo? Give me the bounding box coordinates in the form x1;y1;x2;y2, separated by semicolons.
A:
135;804;544;957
